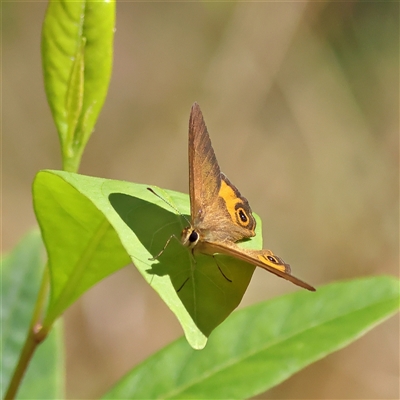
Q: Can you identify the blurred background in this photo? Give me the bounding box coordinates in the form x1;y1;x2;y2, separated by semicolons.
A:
3;1;399;398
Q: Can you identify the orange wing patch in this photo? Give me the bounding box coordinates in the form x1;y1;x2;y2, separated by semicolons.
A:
218;178;255;231
257;250;290;273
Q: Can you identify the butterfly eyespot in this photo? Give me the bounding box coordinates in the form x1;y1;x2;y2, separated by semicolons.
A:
189;231;199;243
237;208;248;224
267;256;278;263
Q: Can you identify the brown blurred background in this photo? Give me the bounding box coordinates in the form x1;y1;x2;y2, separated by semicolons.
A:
3;2;399;399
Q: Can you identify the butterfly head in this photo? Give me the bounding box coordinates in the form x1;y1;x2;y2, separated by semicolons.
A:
181;226;200;249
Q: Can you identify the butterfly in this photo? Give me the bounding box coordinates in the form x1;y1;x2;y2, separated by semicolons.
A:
150;103;315;292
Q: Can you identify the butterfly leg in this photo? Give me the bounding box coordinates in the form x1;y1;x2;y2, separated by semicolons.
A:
177;277;190;292
212;255;232;283
148;234;179;261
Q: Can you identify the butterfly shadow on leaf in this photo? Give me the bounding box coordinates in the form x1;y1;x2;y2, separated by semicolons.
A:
108;192;188;278
108;192;254;337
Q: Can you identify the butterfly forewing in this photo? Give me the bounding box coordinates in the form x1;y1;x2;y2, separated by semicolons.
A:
188;103;221;226
188;103;256;242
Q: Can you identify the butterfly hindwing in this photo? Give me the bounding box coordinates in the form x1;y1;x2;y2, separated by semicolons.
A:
198;240;315;291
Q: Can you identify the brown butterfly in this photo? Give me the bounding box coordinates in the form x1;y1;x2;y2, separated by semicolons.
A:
150;103;315;291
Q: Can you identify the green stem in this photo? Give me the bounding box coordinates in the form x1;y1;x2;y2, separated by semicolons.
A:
4;265;51;399
62;151;82;173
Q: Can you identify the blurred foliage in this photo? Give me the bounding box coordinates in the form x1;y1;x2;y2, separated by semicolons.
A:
310;2;398;135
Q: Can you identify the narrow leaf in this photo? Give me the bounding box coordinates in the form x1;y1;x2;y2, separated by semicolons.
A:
102;276;400;399
41;0;115;171
65;37;86;155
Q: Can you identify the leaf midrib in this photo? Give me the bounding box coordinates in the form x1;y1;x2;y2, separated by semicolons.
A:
45;217;110;325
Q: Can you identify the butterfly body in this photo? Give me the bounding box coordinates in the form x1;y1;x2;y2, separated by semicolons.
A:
154;103;315;292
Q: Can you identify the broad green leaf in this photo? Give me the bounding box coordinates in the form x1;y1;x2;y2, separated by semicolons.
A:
32;170;263;349
1;229;65;399
102;276;400;399
32;172;131;327
41;0;115;172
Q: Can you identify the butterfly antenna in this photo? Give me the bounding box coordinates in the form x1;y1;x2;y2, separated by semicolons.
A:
147;187;191;226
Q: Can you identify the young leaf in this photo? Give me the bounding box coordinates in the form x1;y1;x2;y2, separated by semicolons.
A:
102;276;400;399
41;0;115;172
32;170;263;349
1;230;65;399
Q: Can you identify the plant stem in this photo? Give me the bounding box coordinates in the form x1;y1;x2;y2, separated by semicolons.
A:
4;265;51;399
4;325;48;400
62;149;83;173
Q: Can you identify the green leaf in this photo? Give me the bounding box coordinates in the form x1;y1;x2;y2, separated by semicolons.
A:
1;230;65;399
102;276;400;399
32;172;131;327
32;170;261;349
1;230;43;397
41;0;115;172
65;37;86;146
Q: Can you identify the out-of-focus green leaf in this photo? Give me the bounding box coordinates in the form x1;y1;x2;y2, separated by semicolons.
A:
32;170;263;349
17;320;65;400
41;0;115;172
1;229;65;399
102;276;400;399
